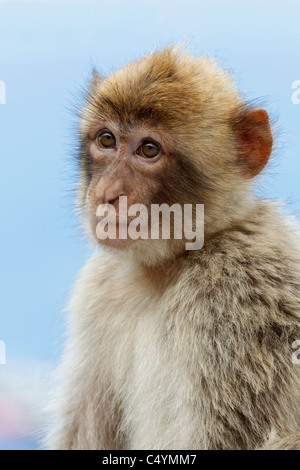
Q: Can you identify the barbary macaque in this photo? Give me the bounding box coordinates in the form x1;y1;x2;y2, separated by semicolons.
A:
46;47;300;450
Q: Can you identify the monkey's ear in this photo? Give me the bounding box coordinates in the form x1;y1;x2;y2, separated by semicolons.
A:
234;108;273;179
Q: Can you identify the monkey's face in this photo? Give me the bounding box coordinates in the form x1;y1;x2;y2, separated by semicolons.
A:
78;48;273;258
81;119;181;249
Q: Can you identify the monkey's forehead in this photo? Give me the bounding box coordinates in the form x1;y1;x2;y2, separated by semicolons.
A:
81;47;242;134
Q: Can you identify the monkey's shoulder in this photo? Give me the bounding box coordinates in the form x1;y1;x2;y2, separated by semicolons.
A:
197;204;300;282
177;210;300;330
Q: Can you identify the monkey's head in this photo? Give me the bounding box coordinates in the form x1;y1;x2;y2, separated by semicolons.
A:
78;47;273;264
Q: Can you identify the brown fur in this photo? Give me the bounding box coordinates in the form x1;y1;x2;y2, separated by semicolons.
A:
46;47;300;450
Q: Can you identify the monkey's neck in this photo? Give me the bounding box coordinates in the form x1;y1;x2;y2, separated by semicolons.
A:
203;185;257;237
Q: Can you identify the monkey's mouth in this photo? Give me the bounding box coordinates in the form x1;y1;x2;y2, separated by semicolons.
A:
89;215;134;249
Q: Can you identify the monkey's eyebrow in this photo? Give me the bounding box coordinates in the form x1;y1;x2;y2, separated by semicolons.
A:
87;121;117;139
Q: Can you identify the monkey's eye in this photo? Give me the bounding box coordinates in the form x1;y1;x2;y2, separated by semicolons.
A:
138;141;160;158
97;131;116;148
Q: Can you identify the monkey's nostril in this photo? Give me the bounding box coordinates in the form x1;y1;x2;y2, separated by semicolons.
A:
108;196;120;206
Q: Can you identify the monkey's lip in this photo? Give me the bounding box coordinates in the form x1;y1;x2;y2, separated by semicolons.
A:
95;234;134;249
96;218;129;226
93;214;147;226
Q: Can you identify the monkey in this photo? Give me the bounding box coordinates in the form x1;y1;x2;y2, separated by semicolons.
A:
45;47;300;450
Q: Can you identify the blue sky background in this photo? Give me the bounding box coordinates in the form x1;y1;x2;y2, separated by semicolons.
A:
0;0;300;450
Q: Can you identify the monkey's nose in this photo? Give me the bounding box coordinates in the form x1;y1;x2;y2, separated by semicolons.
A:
95;176;125;206
108;196;121;206
103;188;126;207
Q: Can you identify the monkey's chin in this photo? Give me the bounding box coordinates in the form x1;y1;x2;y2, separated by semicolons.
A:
96;237;134;250
90;223;186;266
90;220;135;250
97;236;187;268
